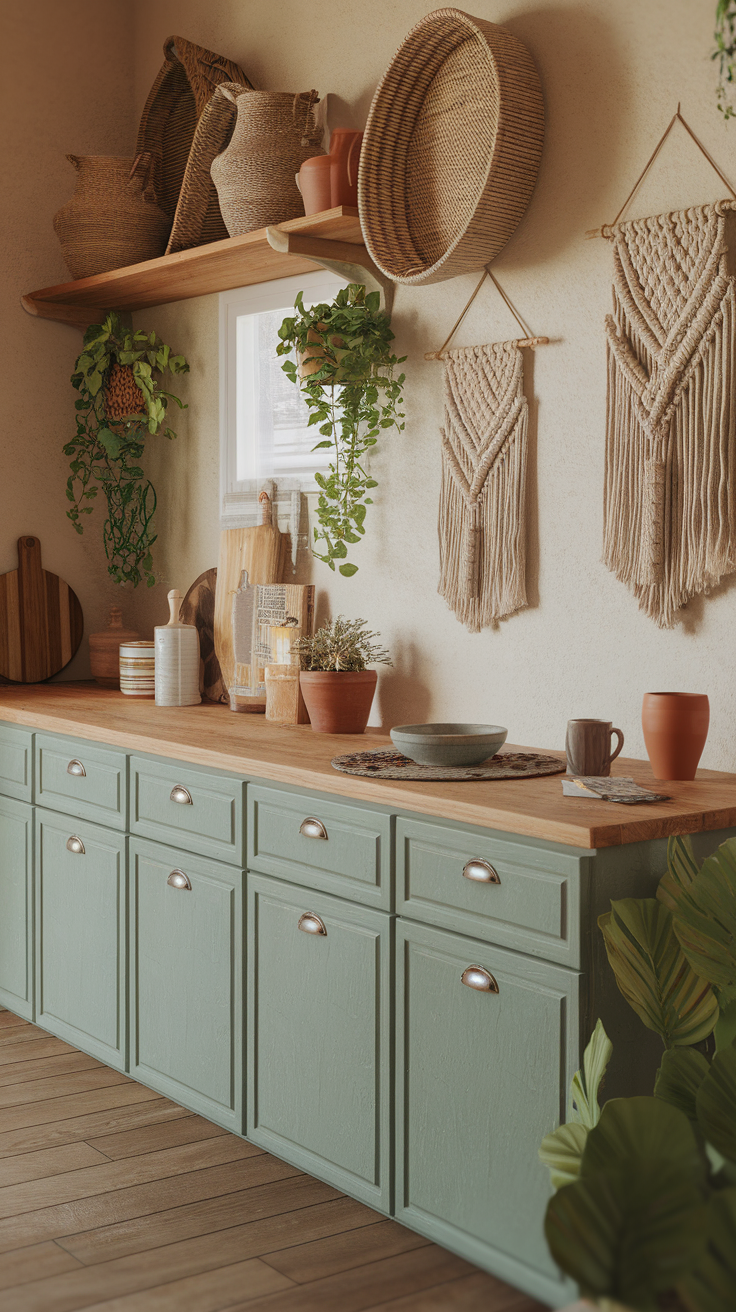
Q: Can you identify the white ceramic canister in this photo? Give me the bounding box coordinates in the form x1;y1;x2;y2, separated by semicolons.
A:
155;589;201;707
119;640;155;697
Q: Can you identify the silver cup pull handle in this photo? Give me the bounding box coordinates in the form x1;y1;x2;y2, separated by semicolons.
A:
170;785;193;806
461;965;499;993
67;759;86;777
298;912;327;936
462;859;501;884
299;817;328;840
167;869;192;891
66;836;85;855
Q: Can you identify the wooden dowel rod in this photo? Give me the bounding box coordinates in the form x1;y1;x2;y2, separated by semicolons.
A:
425;336;548;360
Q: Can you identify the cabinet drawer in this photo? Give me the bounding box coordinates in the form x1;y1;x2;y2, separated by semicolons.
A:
129;756;244;865
0;724;32;802
248;873;391;1210
397;818;586;967
0;796;33;1019
35;734;126;830
248;786;391;908
35;809;126;1068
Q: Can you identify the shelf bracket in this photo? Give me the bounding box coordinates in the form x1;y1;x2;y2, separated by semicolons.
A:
266;228;394;316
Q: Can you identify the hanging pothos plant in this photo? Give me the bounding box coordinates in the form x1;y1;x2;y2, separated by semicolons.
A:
277;284;405;576
65;312;189;587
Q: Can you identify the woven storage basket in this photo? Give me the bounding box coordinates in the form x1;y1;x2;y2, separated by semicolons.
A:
358;7;544;285
137;34;253;243
166;82;244;254
53;154;170;280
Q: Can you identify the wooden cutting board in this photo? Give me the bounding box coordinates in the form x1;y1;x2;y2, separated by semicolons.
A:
179;568;228;705
0;537;84;683
214;491;288;705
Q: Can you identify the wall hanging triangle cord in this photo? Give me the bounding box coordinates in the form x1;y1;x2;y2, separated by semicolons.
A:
425;270;548;632
592;107;736;627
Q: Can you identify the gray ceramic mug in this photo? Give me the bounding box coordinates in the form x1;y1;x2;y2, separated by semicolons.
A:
565;719;624;777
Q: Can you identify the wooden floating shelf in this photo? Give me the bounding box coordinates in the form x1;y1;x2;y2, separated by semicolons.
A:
21;207;365;329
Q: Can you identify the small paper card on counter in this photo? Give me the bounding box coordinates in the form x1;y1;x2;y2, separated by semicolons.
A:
562;776;671;805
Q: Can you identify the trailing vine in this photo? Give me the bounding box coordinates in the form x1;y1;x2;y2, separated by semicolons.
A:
277;284;405;576
714;0;736;119
65;313;189;587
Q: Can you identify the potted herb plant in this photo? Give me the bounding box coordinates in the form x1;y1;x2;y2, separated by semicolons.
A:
65;311;189;588
277;284;405;576
293;615;392;733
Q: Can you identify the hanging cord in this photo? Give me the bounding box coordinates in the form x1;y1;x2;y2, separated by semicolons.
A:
586;104;736;238
424;267;548;360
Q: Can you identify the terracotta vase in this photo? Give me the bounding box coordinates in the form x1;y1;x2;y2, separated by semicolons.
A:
298;155;333;215
299;669;377;734
328;129;362;207
53;154;170;280
89;607;140;687
641;692;710;780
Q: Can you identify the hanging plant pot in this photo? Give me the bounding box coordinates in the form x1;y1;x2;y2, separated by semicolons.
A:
104;363;146;420
299;669;378;734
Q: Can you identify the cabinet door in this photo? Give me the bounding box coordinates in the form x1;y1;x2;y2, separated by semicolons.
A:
0;797;33;1019
248;873;391;1211
129;840;243;1132
396;920;578;1307
36;810;126;1068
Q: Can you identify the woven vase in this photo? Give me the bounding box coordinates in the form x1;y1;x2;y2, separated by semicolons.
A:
211;89;324;235
53;154;171;280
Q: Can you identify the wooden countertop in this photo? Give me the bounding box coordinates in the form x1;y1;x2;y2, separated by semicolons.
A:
2;683;736;850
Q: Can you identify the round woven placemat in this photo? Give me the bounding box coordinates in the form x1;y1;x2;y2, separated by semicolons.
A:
331;749;565;782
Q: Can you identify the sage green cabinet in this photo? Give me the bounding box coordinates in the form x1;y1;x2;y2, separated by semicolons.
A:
0;725;32;803
395;918;578;1307
129;756;244;865
35;809;126;1068
129;839;243;1132
247;873;392;1210
0;796;33;1019
35;734;127;830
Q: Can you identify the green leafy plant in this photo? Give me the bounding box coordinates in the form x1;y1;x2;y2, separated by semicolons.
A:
65;312;189;587
292;615;392;672
277;284;405;577
714;1;736;119
539;835;736;1311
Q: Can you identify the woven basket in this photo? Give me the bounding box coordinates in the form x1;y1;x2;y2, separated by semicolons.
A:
166;82;244;254
136;34;253;237
53;154;170;280
105;364;146;421
210;89;324;236
358;7;544;285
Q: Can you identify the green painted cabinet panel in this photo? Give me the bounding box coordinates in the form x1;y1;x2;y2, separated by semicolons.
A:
0;796;33;1019
35;809;126;1068
129;756;244;865
0;725;32;803
397;818;586;968
396;919;578;1307
248;873;392;1210
129;839;243;1131
35;734;126;830
248;785;391;908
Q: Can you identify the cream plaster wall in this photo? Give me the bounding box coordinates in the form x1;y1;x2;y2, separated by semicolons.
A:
0;0;136;677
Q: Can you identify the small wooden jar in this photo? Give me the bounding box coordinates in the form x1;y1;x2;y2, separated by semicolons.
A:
89;607;140;687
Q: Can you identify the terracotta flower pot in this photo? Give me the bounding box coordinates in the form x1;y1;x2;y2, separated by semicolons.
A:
641;692;710;780
299;669;377;734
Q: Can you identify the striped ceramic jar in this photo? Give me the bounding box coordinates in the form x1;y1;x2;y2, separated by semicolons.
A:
119;641;155;697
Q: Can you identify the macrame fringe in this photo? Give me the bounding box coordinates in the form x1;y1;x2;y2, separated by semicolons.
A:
602;201;736;627
438;342;528;631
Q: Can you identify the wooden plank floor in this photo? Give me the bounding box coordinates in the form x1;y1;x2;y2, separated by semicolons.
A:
0;1011;545;1312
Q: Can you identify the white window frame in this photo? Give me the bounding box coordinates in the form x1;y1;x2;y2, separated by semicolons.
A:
219;270;348;528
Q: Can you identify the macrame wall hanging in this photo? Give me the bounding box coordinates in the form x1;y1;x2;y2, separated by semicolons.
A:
425;272;547;633
590;107;736;628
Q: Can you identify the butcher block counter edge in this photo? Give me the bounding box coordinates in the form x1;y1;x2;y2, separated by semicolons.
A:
2;683;736;849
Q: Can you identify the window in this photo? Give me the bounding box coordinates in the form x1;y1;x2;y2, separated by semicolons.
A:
220;271;348;528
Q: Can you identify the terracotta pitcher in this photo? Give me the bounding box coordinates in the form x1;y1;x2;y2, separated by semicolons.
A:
298;155;333;216
53;154;170;279
641;692;710;780
328;129;362;207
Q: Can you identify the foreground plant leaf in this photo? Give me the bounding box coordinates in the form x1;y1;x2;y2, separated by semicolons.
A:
599;898;718;1046
696;1040;736;1160
654;1048;710;1119
677;1188;736;1312
545;1098;707;1307
657;834;700;914
539;1122;588;1189
673;839;736;1000
571;1018;613;1129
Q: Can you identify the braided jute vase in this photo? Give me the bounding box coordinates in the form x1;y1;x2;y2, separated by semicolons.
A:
53;155;170;279
211;88;324;235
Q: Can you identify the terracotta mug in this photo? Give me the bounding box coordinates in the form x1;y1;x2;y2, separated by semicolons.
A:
641;692;709;780
566;719;624;777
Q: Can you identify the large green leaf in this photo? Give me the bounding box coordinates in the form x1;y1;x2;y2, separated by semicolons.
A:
599;898;718;1046
658;835;699;913
545;1098;707;1307
539;1121;588;1189
655;1048;710;1119
673;840;736;1000
696;1040;736;1160
677;1188;736;1312
715;996;736;1051
571;1018;612;1129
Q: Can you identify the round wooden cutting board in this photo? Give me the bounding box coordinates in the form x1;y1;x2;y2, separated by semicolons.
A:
0;537;84;683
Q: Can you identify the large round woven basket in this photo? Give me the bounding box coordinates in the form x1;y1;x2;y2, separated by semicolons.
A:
358;7;544;285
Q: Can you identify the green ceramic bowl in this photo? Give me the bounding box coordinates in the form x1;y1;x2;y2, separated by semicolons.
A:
390;723;508;768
